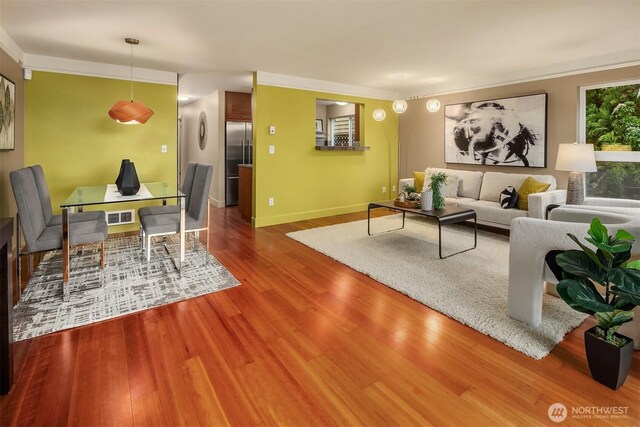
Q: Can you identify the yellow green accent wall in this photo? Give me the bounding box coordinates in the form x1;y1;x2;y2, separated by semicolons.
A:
25;71;177;233
253;81;398;227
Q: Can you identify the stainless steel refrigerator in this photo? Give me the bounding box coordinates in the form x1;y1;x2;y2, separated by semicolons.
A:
225;121;252;206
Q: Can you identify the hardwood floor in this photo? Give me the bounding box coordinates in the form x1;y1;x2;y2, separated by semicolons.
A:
1;206;639;426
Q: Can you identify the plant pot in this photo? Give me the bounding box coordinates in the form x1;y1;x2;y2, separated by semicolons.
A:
601;144;632;151
584;326;634;390
421;189;433;211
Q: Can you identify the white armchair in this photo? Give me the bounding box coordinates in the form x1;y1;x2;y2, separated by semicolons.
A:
508;205;640;346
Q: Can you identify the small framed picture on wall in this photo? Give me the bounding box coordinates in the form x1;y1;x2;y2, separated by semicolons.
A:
0;74;15;151
316;119;323;132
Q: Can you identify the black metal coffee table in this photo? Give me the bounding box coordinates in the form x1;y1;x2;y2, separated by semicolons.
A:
367;201;477;259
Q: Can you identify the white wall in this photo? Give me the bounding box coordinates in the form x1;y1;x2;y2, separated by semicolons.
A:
326;103;355;119
179;90;225;207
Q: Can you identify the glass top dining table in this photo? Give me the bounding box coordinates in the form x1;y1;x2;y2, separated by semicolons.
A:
61;182;184;208
59;182;186;301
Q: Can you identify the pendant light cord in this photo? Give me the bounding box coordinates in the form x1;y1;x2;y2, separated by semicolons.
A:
129;42;134;102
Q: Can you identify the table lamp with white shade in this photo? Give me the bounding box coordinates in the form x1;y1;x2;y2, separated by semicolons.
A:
555;143;597;205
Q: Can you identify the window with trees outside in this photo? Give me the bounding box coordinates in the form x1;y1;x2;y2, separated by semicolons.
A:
579;80;640;200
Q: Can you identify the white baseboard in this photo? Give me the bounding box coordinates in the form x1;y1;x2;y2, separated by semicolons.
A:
209;196;225;208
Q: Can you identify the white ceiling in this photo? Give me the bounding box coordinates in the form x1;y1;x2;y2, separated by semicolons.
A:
1;0;639;101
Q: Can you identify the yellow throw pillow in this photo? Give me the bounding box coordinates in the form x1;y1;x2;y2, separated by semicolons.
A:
517;177;550;210
412;171;426;192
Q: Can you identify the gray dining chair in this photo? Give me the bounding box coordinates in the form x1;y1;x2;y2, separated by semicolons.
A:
138;161;197;218
30;165;105;226
137;162;197;252
138;163;213;266
10;166;108;299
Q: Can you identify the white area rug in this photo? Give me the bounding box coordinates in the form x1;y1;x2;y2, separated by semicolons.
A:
14;236;240;341
287;215;587;359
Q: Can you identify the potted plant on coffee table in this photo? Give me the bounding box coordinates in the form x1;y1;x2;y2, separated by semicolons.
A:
395;184;420;208
429;172;448;210
554;218;640;390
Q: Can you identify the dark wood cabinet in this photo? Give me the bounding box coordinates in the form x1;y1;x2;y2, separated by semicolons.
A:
238;165;253;222
0;218;13;395
225;91;252;122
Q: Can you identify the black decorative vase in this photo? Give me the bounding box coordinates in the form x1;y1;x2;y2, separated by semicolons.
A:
115;159;129;188
115;159;140;196
584;326;634;390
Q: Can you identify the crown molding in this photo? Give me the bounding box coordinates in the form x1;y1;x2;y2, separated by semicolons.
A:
400;58;640;99
256;71;399;100
0;26;25;65
23;54;177;85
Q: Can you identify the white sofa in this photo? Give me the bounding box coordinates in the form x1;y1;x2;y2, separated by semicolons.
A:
399;168;566;229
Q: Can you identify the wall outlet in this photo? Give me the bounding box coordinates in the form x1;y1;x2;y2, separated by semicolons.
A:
382;186;387;193
392;185;396;192
161;144;167;153
269;145;275;155
269;125;276;135
268;197;274;206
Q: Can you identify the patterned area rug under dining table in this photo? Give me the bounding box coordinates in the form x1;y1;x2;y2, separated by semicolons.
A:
13;235;240;341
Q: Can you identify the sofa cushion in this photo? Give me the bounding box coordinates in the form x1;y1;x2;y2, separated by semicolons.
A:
443;174;460;197
424;168;460;197
457;200;528;226
424;167;484;199
516;177;551;210
444;197;475;207
451;169;484;199
479;172;556;202
412;171;426;192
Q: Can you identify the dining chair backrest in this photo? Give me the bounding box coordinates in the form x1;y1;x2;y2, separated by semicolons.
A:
9;167;48;251
29;165;54;225
182;162;197;207
187;164;213;227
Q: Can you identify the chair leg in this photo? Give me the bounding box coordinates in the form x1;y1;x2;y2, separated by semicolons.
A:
147;235;151;262
16;213;22;298
205;227;209;265
146;235;152;277
99;241;105;288
205;203;210;265
194;231;199;252
16;253;21;299
100;240;105;270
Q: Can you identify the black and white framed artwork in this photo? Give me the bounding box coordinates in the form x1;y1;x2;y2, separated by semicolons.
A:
444;93;547;168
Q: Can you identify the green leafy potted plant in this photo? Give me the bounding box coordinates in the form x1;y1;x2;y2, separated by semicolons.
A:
429;172;448;210
554;218;640;390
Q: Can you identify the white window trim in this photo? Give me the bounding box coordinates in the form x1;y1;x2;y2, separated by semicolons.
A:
578;79;640;162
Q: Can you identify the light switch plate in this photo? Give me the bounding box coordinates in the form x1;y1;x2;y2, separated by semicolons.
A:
161;144;167;153
269;125;276;135
269;145;275;154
